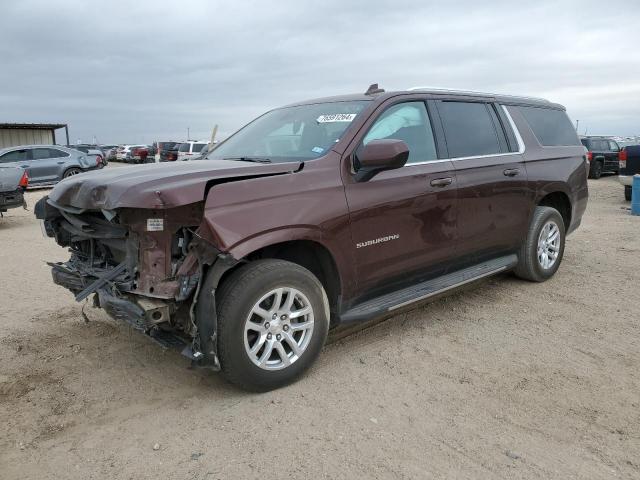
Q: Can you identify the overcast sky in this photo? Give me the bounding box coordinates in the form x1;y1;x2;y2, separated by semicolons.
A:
1;0;638;144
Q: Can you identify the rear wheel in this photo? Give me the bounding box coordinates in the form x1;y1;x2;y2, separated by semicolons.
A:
625;186;632;201
203;259;330;391
589;160;603;179
514;206;565;282
63;167;81;178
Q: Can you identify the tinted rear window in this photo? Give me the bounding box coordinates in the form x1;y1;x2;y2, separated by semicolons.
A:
438;101;502;158
179;143;190;152
192;143;206;153
32;148;51;160
518;106;580;146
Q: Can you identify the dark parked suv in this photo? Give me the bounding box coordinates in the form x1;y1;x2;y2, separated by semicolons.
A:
580;136;621;178
36;85;588;391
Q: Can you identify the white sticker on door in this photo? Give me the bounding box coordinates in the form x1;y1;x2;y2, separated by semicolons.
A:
147;218;164;232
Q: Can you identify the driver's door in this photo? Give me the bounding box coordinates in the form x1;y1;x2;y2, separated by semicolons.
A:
343;101;457;301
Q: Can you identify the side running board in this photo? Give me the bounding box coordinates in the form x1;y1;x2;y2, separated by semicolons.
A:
340;254;518;324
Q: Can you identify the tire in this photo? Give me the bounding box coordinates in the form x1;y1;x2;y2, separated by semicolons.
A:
625;186;632;201
200;259;330;392
514;206;566;282
63;167;81;178
589;160;603;179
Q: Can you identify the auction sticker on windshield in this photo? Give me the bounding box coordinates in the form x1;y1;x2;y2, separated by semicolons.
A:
316;113;357;123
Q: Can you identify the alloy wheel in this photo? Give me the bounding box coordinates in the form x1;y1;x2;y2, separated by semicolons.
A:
537;221;560;269
243;287;315;370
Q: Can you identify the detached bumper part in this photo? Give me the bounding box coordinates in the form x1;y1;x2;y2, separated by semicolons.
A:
96;288;146;330
48;257;221;368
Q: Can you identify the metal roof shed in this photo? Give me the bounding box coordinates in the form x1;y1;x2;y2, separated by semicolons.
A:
0;123;69;149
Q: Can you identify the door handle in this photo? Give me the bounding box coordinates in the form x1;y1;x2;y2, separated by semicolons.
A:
57;161;65;164
20;164;30;168
503;168;520;177
430;177;453;187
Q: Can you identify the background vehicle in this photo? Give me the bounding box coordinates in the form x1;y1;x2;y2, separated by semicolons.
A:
155;141;179;162
163;143;181;161
130;146;151;163
0;166;28;214
619;144;640;201
177;141;209;160
190;142;215;160
36;86;588;391
0;145;98;185
100;145;119;163
116;145;147;162
580;136;621;179
66;144;106;167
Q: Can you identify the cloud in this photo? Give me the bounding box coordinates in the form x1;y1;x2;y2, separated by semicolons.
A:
1;0;638;143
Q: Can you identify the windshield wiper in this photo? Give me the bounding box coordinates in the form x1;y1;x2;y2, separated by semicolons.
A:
223;157;271;163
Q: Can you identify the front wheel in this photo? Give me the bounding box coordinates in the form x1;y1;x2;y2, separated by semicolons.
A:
201;259;330;391
514;206;566;282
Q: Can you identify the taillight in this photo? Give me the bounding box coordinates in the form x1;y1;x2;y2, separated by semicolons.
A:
586;151;593;162
96;155;103;165
619;149;627;169
19;170;29;188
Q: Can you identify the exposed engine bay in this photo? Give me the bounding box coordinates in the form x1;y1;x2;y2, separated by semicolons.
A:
35;196;236;368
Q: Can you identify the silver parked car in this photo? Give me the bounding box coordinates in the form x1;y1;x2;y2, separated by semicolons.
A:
0;145;100;186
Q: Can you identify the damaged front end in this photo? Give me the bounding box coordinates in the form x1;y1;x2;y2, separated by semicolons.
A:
35;196;234;369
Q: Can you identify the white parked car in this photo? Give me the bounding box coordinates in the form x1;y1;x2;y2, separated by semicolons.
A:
177;141;209;161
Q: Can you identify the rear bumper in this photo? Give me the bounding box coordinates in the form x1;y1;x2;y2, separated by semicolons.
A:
0;189;25;211
619;175;633;187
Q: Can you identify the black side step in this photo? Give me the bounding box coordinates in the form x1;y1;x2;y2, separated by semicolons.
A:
340;254;518;324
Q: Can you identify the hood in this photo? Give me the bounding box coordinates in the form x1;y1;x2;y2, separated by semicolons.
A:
48;160;301;210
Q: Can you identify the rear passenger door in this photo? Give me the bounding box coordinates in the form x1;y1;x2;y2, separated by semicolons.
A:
434;100;531;264
30;148;65;184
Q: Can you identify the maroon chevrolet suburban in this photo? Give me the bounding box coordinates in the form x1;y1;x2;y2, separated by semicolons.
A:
36;85;588;391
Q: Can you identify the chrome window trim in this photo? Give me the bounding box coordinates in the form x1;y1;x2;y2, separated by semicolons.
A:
405;103;526;167
366;102;528;169
406;150;524;167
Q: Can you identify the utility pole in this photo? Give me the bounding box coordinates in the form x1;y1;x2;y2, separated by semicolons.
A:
575;119;579;132
187;127;190;141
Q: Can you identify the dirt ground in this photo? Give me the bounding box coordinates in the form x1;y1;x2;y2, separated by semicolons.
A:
1;168;638;479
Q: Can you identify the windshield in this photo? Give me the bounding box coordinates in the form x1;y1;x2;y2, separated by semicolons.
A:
206;100;371;162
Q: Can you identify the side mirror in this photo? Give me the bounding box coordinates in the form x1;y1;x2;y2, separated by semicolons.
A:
354;139;409;182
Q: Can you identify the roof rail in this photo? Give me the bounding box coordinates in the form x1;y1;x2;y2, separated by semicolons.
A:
406;86;550;103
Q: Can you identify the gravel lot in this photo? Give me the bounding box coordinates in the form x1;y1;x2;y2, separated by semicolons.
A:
1;168;638;479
